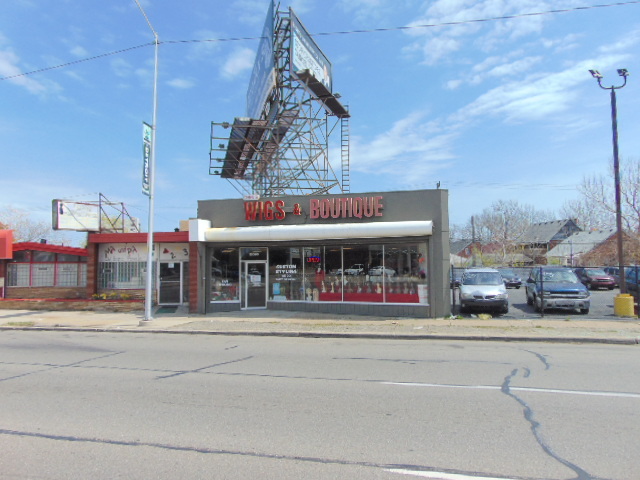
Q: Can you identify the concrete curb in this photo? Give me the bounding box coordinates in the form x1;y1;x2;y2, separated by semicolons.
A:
2;325;639;345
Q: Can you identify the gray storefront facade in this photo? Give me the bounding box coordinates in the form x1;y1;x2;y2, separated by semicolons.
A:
189;189;450;318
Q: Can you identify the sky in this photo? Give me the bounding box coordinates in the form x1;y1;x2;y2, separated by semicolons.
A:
1;0;639;246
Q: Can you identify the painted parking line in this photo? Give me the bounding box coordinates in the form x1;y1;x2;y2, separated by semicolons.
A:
381;382;640;399
386;468;517;479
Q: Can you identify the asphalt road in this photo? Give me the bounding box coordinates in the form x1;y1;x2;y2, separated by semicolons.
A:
1;331;639;479
453;285;625;319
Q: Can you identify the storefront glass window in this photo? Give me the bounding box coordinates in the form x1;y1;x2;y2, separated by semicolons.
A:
336;244;383;302
98;262;146;289
211;248;239;302
384;243;428;304
33;251;55;262
317;246;342;301
269;247;304;301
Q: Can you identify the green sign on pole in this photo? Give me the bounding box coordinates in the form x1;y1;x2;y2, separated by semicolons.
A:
142;122;152;196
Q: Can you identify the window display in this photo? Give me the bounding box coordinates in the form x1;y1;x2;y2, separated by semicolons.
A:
211;248;239;301
269;247;304;300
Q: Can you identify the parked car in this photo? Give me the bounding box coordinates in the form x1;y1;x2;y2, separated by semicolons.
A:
343;264;365;275
624;266;640;294
458;268;509;314
525;267;590;314
573;267;615;290
369;266;395;277
498;268;522;289
603;266;621;287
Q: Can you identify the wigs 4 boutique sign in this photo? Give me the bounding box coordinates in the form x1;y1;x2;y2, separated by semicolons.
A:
243;196;384;222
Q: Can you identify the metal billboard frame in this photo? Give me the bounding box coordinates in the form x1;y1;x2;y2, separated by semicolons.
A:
210;3;351;197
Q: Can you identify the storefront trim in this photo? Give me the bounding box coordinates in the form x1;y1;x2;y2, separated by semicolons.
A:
201;221;432;243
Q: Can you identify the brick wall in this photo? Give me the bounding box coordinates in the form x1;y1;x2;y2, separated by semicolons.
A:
0;298;143;312
5;286;87;299
86;243;99;296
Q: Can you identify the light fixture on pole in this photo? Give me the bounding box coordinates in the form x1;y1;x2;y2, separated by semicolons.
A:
588;68;629;293
135;0;160;323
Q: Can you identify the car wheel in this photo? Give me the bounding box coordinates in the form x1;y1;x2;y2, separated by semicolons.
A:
459;304;468;314
501;304;509;315
580;308;589;315
526;292;533;306
515;285;520;289
534;296;541;313
608;286;614;290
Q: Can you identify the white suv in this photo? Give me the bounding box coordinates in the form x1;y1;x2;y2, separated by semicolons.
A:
459;268;509;315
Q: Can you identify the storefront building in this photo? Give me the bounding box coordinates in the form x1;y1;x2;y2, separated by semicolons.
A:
189;189;451;317
86;232;190;304
1;242;87;299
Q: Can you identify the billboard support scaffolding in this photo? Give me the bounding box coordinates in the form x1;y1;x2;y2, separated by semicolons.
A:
210;4;350;197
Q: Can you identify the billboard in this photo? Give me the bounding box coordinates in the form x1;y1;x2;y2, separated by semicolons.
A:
246;0;275;119
290;8;332;93
52;200;100;232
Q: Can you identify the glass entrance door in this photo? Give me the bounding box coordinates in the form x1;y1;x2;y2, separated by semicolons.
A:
158;262;182;305
242;261;267;309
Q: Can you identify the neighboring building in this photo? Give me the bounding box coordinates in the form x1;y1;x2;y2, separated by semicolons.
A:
86;231;190;304
189;190;451;318
517;219;582;263
547;229;640;266
0;242;88;299
450;239;475;258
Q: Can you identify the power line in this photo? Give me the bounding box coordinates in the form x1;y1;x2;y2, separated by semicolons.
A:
0;43;153;82
1;1;638;82
312;1;640;37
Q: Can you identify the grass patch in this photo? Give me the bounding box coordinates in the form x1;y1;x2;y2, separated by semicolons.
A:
6;321;36;327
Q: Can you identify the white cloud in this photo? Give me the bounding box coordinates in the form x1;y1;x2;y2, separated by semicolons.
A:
221;47;255;80
69;45;88;58
351;112;458;182
405;0;565;65
0;48;48;94
167;78;195;89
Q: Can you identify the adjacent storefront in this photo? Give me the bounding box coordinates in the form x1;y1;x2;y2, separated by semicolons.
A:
189;190;450;317
86;232;190;305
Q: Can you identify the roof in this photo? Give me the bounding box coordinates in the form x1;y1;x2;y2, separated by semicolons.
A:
546;229;617;258
518;219;581;244
12;242;87;256
450;239;473;256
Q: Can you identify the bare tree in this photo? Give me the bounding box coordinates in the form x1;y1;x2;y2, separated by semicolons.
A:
563;157;640;233
451;200;555;264
0;206;71;244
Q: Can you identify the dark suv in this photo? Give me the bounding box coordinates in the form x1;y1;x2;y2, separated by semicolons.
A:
525;267;590;314
573;267;615;290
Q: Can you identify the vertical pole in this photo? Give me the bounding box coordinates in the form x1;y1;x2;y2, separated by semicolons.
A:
142;35;159;323
610;88;626;294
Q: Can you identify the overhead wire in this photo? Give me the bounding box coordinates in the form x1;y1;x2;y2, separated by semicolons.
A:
1;1;639;82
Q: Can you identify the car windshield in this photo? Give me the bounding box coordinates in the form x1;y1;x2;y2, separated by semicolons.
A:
541;270;579;283
586;269;606;275
462;272;503;285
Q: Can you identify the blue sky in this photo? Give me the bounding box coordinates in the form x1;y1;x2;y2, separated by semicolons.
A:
1;0;639;245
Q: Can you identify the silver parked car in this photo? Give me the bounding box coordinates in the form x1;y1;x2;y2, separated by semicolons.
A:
459;268;509;315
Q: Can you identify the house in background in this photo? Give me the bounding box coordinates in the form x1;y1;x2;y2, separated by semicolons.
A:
547;229;640;266
517;219;582;264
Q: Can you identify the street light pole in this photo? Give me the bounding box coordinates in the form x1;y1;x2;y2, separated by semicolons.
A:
135;0;160;323
589;68;629;294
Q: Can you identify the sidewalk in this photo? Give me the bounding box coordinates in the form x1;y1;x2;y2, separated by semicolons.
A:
1;307;640;344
